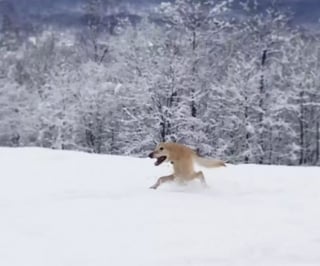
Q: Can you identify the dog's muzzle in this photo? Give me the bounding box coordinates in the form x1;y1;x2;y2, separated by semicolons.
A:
148;152;154;158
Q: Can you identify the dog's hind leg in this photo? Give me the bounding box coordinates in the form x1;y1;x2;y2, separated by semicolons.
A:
150;174;174;189
193;171;208;188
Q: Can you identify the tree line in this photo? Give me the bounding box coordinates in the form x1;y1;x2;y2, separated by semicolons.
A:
0;0;319;165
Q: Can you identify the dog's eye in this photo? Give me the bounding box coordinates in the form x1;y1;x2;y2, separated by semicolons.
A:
159;147;164;151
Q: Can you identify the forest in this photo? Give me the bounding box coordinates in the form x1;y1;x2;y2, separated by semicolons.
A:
0;0;319;165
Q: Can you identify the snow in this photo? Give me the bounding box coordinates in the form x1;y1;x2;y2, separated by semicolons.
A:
1;147;320;266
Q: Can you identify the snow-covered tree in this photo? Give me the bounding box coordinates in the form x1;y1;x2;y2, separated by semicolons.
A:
0;0;319;166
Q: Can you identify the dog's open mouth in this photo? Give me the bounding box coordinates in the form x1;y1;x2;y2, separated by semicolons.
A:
155;156;167;166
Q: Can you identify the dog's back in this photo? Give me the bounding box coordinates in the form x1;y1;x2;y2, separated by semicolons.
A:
162;142;195;160
164;142;225;168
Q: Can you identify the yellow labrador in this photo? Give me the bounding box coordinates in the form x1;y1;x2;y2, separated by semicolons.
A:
148;142;225;189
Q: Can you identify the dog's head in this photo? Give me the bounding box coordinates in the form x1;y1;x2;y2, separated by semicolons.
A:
148;143;170;166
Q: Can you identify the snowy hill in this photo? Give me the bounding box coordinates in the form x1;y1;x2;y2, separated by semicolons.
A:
1;147;320;266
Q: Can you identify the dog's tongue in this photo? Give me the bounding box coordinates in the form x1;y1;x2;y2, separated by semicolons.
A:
154;156;166;166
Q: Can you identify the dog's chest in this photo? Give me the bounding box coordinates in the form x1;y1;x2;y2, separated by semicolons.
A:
172;159;193;177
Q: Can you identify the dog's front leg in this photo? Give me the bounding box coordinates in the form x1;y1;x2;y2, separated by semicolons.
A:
150;174;174;189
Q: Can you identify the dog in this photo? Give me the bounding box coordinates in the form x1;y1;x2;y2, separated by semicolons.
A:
148;142;226;189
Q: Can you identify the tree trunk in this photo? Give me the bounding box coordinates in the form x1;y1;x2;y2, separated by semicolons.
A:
268;127;273;164
316;121;319;164
191;30;197;119
244;95;249;163
299;90;305;165
258;49;267;164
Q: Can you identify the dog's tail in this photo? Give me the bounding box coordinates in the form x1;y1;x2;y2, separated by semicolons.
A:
193;155;226;168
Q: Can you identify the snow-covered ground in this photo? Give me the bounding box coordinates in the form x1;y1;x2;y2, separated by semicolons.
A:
1;147;320;266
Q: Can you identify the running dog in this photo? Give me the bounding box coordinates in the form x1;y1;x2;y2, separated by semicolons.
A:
148;142;226;189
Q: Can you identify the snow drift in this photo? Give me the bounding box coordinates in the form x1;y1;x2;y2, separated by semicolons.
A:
0;147;320;266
